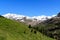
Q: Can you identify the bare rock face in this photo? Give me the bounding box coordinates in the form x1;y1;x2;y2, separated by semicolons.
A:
57;12;60;17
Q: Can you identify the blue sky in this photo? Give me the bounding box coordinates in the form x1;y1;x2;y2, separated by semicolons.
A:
0;0;60;16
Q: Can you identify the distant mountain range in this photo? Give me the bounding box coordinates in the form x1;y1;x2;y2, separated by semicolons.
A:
3;13;56;26
32;12;60;40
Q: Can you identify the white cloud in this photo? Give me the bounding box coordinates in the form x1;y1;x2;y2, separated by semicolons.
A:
2;13;56;21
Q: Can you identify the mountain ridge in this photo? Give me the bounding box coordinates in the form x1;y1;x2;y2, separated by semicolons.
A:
3;13;56;26
32;12;60;40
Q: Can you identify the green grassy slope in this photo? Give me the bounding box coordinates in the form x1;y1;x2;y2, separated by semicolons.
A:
0;17;55;40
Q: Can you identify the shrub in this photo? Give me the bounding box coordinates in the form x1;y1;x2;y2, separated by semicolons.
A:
34;30;37;34
24;30;26;34
31;29;33;32
28;24;32;28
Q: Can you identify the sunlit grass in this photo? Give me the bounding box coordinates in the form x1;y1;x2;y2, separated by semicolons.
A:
0;17;55;40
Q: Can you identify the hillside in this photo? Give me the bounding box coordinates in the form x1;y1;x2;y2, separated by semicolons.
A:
0;16;55;40
33;13;60;40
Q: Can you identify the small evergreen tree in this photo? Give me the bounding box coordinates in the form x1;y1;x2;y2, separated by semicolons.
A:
24;31;26;33
31;29;33;32
28;24;32;28
34;30;37;34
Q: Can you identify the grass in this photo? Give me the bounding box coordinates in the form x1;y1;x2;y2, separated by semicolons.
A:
0;17;55;40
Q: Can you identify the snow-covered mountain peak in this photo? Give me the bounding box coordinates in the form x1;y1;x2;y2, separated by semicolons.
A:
3;13;56;21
